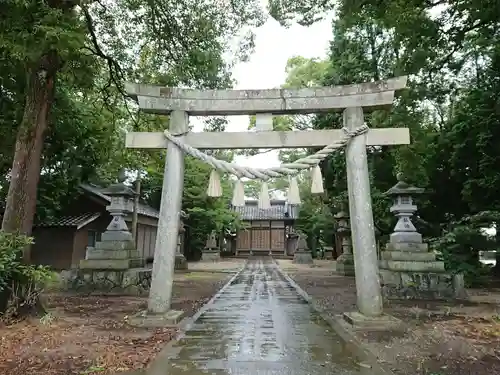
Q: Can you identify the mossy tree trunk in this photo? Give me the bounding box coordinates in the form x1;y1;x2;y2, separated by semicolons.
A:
2;51;60;261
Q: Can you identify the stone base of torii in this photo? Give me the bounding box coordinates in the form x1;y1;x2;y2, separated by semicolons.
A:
124;77;410;329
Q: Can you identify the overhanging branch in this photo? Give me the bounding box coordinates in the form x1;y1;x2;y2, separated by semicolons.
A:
81;5;140;127
82;6;124;95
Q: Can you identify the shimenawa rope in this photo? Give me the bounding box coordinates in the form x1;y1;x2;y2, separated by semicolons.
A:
162;125;369;180
162;124;369;208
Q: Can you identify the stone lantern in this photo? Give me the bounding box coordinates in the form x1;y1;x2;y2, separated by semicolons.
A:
102;170;135;240
379;174;465;300
335;209;354;276
285;227;299;256
81;170;142;270
175;212;188;270
385;173;424;244
201;230;221;261
293;232;313;264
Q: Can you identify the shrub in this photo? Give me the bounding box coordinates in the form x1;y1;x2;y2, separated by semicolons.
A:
0;231;56;323
431;212;498;287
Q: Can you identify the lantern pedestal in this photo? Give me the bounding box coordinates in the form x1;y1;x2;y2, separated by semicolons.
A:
293;235;313;264
82;230;142;266
379;177;466;300
286;233;299;256
379;245;463;300
336;253;355;276
390;231;422;244
76;234;148;295
293;250;313;264
201;232;221;261
201;250;220;262
174;254;188;270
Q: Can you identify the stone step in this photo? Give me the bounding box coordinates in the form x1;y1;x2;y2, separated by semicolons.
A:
385;242;429;252
235;250;287;256
379;259;445;272
228;254;293;260
94;240;135;251
101;230;133;242
79;257;144;270
380;251;437;262
86;249;140;260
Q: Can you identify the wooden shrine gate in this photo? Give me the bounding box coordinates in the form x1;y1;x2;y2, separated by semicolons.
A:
233;200;293;256
235;221;286;255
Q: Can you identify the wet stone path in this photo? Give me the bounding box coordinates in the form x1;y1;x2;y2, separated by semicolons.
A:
148;259;366;375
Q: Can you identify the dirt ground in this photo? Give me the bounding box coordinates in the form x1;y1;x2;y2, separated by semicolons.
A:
0;271;233;375
278;259;500;375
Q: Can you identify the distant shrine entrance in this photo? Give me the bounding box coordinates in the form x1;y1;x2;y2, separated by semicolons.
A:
232;199;298;257
125;76;409;320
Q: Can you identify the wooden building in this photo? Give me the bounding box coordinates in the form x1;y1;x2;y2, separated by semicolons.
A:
232;200;299;257
31;184;169;270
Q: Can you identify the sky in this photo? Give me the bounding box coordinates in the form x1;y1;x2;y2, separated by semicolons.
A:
192;11;334;169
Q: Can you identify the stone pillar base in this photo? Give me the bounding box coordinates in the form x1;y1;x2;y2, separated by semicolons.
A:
323;248;334;260
293;251;313;264
201;250;221;262
335;253;355;276
343;311;403;331
380;269;466;300
127;309;184;328
175;254;188;270
379;240;467;300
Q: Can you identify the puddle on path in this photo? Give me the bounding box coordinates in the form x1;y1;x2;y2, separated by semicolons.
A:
145;259;369;375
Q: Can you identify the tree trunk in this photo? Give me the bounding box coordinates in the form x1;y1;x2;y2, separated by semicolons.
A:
1;51;59;260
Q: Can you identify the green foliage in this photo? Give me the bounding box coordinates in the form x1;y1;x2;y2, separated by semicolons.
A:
0;233;33;292
294;178;335;256
139;153;244;260
445;49;500;213
283;56;329;88
432;213;499;286
0;1;86;65
182;157;245;259
267;0;334;26
0;231;56;321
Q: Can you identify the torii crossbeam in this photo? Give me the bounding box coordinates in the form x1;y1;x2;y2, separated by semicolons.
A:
125;76;409;322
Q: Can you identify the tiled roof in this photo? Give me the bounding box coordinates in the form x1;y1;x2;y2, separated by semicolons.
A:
232;200;299;220
80;184;160;219
36;212;101;229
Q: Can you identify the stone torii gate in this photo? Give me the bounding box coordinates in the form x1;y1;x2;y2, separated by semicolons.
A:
125;77;409;324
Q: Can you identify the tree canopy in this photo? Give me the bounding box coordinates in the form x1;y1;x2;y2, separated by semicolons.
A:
0;0;265;257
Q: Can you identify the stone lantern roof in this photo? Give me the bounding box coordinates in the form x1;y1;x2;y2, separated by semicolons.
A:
102;169;135;197
384;173;424;196
334;210;349;219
